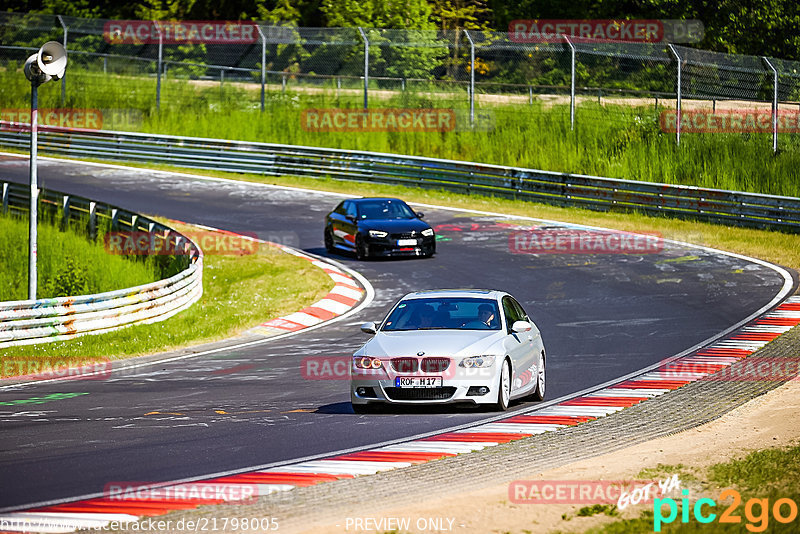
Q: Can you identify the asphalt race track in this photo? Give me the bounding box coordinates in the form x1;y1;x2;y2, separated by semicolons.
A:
0;155;793;510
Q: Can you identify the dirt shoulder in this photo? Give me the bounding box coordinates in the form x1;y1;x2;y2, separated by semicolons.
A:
298;377;800;534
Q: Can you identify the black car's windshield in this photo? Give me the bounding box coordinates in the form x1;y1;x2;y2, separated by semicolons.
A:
357;200;416;220
382;298;501;331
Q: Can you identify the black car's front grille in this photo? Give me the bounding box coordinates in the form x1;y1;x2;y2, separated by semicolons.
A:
384;387;457;401
391;357;419;372
390;232;417;240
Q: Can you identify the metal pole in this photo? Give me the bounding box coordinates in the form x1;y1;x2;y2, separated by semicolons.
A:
256;25;266;112
564;35;575;131
29;83;39;300
358;27;368;110
57;15;67;106
763;57;779;154
464;30;475;127
668;44;681;146
155;21;162;111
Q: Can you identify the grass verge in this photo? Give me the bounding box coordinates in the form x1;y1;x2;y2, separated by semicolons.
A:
0;220;334;375
0;212;161;301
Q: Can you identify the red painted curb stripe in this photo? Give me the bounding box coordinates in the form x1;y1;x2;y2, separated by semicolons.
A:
694;348;752;358
300;306;338;321
323;292;359;306
500;415;596;425
421;432;531;443
730;333;782;341
205;472;352;486
615;379;691;389
560;396;648;407
259;317;307;331
331;451;457;463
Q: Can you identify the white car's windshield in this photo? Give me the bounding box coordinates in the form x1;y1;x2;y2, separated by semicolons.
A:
382;298;501;331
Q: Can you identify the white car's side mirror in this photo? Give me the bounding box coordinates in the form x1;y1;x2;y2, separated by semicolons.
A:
511;320;532;333
360;322;378;334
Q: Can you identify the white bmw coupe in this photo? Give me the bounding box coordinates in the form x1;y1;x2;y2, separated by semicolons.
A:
351;289;546;412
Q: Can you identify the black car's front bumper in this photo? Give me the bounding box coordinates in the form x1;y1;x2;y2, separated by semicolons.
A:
362;234;436;257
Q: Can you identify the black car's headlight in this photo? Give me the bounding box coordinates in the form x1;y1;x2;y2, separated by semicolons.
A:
368;230;388;238
421;228;434;237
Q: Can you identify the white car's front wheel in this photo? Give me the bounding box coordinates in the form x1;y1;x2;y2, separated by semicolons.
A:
531;352;545;401
494;359;511;411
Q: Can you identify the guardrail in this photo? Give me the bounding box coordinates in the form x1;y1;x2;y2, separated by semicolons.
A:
0;179;203;348
1;123;799;231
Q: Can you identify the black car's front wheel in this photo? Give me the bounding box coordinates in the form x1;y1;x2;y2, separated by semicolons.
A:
355;234;370;260
324;227;334;252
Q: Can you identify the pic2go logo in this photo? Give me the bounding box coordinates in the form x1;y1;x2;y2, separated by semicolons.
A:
654;489;799;532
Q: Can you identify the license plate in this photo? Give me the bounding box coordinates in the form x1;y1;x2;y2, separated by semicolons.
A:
397;239;417;246
395;376;442;388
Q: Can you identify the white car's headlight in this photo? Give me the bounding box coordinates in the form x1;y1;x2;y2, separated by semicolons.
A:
421;228;434;237
459;355;496;368
354;356;383;369
368;230;388;238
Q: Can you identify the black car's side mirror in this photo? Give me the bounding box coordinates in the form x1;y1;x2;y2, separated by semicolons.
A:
346;215;357;222
416;212;425;218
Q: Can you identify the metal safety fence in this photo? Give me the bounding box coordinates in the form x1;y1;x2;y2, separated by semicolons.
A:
2;13;800;151
0;179;203;348
1;124;797;232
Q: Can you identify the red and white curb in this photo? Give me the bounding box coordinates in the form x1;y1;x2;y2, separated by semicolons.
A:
174;222;365;338
3;296;798;533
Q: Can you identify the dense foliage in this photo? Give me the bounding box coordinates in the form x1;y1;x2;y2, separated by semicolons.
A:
4;0;799;61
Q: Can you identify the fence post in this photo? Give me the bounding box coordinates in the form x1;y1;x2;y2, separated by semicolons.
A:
154;21;163;111
563;35;576;131
89;201;96;240
256;25;266;112
668;44;681;147
464;30;475;127
2;183;8;214
358;27;369;110
762;57;779;154
62;194;70;228
57;15;67;106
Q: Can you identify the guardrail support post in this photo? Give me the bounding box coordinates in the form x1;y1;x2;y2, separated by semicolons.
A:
358;27;369;110
57;15;67;107
464;30;475;127
763;57;779;154
564;35;576;131
2;183;8;214
256;25;266;112
668;44;682;147
131;214;139;231
111;208;118;230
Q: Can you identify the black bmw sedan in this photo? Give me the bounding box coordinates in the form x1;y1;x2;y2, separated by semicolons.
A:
324;197;436;259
